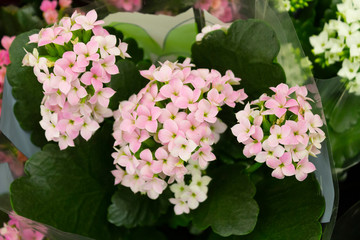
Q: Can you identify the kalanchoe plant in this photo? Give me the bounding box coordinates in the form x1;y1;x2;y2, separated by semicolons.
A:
232;83;325;181
111;58;247;214
22;10;130;150
310;0;360;94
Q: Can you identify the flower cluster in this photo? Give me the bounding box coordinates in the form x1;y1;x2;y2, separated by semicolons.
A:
0;212;45;240
231;83;325;181
274;0;312;12
40;0;72;25
309;0;360;94
22;10;130;149
194;0;237;22
0;36;15;117
111;59;247;214
106;0;142;12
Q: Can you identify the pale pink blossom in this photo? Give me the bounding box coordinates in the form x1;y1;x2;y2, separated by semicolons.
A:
170;136;197;161
269;152;296;179
44;10;59;25
135;105;161;133
295;158;316;181
74;10;104;31
74;40;99;67
194;99;218;123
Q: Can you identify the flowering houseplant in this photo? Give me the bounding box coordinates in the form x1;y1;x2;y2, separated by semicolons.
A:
1;3;333;240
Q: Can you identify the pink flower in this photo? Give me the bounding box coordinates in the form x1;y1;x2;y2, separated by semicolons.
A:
283;120;309;146
160;79;183;102
97;55;119;75
0;50;10;66
80;117;100;140
89;87;116;107
118;0;142;12
174;86;201;110
158;119;182;146
170;136;197;161
111;165;125;185
135;105;161;133
122;129;150;153
192;145;216;168
295;158;316;181
74;10;104;31
231;117;255;143
194;99;218;123
267;124;291;147
74;40;99;68
44;9;59;25
139;149;163;179
254;139;284;163
59;0;72;8
269;152;296;179
81;64;110;91
158;102;186;124
144;177;167;199
207;88;224;106
92;35;120;58
122;171;145;193
305;112;324;134
58;134;75;150
114;146;140;175
264;95;298;118
55;51;85;73
243;126;263;157
40;0;57;12
153;64;173;82
1;36;15;50
38;27;64;46
51;64;76;94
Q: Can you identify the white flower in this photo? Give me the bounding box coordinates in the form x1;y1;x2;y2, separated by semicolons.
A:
189;174;211;193
327;37;345;54
338;59;360;80
346;31;360;57
310;31;329;54
325;51;340;64
345;9;360;23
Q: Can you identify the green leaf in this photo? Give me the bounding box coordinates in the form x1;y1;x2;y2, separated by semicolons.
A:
7;29;47;148
191;164;259;237
10;121;117;239
208;175;324;240
108;59;148;110
191;19;286;100
241;174;324;240
108;187;169;228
